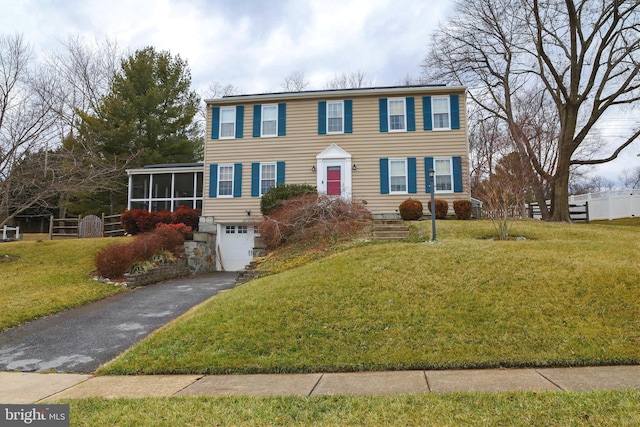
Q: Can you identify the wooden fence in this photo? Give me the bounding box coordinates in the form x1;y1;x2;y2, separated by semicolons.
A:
49;213;125;239
527;202;589;223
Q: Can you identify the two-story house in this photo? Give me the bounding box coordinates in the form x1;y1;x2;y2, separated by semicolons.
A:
203;85;469;270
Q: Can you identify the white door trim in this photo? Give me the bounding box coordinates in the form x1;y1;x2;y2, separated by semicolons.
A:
316;143;352;199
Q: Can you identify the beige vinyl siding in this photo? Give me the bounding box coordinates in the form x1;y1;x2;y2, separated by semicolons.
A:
205;89;469;223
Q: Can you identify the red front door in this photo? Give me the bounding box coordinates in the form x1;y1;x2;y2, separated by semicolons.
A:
326;166;341;196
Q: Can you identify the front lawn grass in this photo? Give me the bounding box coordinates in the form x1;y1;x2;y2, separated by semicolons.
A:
66;390;640;426
100;220;640;375
0;238;126;331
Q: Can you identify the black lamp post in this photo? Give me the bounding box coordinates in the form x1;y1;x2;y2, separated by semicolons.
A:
429;168;436;241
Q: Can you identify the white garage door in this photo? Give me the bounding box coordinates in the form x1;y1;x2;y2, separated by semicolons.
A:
218;224;254;271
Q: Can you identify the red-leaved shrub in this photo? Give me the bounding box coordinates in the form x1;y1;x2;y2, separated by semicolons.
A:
156;222;193;241
399;199;423;220
94;227;185;279
172;205;200;230
427;199;449;219
453;199;473;220
121;209;147;235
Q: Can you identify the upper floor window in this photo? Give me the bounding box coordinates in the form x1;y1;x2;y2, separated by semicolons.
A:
432;96;450;130
218;164;234;197
389;159;408;193
388;98;406;132
260;163;276;195
327;101;344;133
434;158;453;192
261;105;278;137
220;107;236;138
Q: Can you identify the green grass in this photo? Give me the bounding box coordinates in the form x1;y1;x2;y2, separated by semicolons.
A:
0;237;126;331
99;219;640;375
65;390;640;426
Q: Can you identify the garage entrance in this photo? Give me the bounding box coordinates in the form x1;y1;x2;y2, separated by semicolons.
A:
217;224;254;271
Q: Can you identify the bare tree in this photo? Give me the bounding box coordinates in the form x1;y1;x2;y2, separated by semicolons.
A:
620;167;640;189
280;70;309;92
324;70;375;89
425;0;640;222
205;81;241;99
45;34;122;139
0;34;122;226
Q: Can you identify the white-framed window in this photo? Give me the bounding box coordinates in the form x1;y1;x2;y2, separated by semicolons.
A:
261;105;278;137
225;225;236;234
218;164;234;197
327;101;344;133
434;158;453;192
220;107;236;138
389;159;408;193
432;96;450;130
388;98;406;132
260;163;276;196
237;225;248;234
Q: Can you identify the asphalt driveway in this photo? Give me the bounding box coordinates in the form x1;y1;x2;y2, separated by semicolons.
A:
0;272;237;373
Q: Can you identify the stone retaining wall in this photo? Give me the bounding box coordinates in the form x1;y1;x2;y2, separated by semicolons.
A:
123;259;190;288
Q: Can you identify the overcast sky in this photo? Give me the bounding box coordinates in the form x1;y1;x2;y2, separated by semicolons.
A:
1;0;638;184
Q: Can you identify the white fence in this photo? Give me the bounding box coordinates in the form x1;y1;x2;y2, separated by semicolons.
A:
569;189;640;221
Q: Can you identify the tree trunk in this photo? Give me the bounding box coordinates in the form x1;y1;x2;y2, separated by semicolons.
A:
550;150;573;222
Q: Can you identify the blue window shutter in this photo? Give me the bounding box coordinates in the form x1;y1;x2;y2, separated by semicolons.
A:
379;158;389;194
379;98;388;132
211;107;220;139
277;103;286;136
450;94;460;130
453;156;463;192
408;157;417;193
209;164;218;197
424;157;434;193
344;99;353;133
235;106;244;138
276;161;285;185
406;97;415;131
318;101;327;135
253;105;261;137
423;96;432;131
233;163;242;197
251;163;260;197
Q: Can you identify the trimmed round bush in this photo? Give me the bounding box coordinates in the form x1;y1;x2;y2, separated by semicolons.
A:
427;199;449;219
453;199;473;220
399;198;423;220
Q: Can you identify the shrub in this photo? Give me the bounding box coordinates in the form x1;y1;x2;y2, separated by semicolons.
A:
427;199;449;219
136;211;161;233
151;226;185;256
259;194;370;249
94;242;137;279
94;227;185;279
157;222;193;240
453;199;473;220
172;205;200;230
399;199;423;221
260;183;317;215
121;209;147;235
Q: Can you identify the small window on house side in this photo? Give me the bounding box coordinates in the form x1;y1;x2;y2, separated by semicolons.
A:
220;107;236;138
435;158;453;192
225;225;236;234
388;99;406;132
238;225;248;234
260;163;276;195
327;101;344;133
218;165;234;197
432;97;450;130
389;159;408;193
261;105;278;137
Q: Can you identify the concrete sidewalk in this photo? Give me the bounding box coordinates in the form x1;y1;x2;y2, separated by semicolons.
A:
1;365;638;403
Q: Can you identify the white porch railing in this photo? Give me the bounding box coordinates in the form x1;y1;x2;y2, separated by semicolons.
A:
569;189;640;221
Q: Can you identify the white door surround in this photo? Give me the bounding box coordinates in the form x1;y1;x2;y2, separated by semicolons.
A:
316;143;352;199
